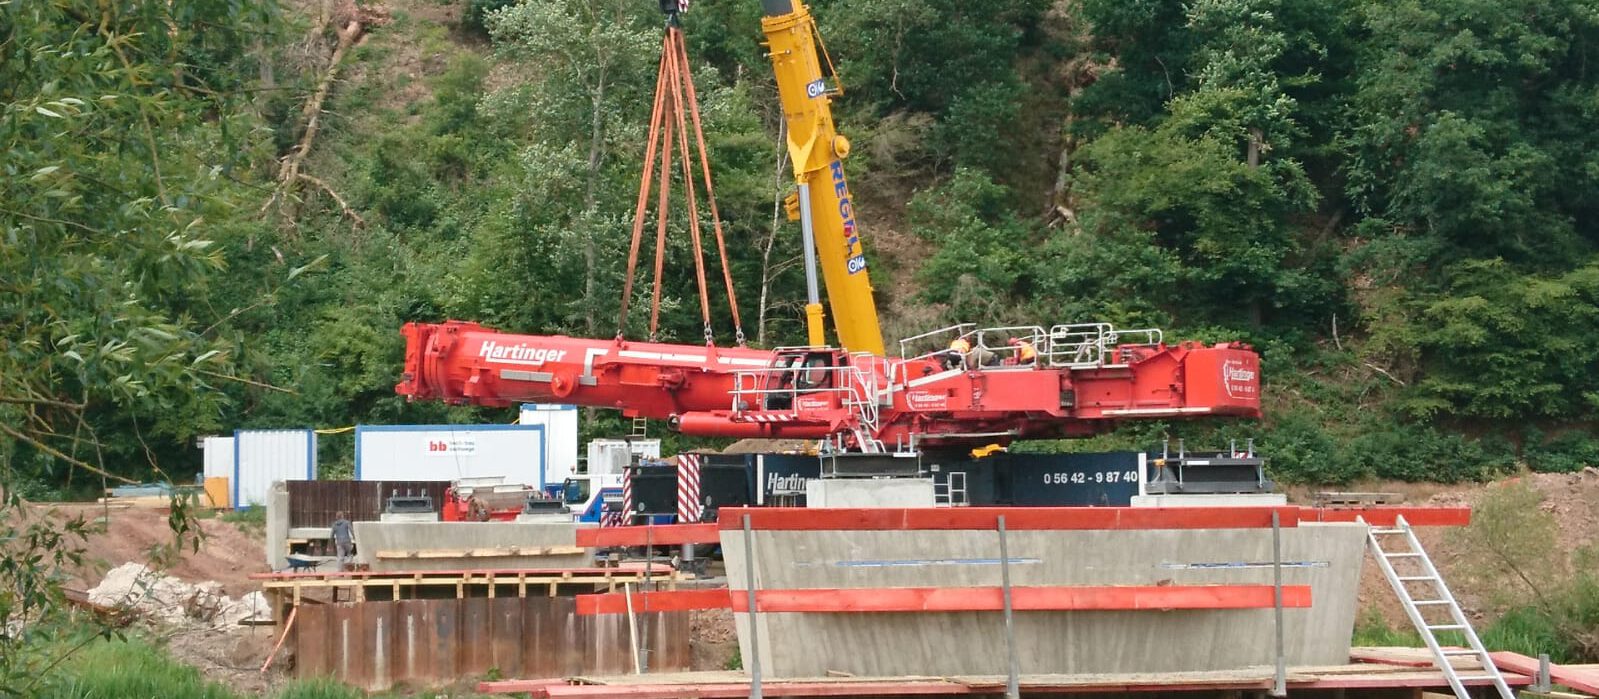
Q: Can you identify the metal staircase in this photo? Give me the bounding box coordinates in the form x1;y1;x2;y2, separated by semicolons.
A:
1364;515;1514;699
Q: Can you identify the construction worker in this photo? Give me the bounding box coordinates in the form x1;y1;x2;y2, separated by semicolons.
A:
1007;337;1037;366
331;510;354;571
943;336;971;369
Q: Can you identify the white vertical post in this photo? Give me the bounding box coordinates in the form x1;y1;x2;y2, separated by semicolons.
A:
743;514;762;699
999;515;1019;699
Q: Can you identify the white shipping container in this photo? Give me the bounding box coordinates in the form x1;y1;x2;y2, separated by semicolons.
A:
355;425;546;486
234;429;316;507
586;438;662;476
519;404;580;484
202;436;234;479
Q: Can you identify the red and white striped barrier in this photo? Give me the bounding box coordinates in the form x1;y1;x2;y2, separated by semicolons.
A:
677;453;702;523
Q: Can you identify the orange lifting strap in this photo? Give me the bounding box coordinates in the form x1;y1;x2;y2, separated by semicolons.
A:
617;25;745;346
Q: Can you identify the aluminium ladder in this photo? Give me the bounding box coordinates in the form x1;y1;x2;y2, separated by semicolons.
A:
1364;514;1514;699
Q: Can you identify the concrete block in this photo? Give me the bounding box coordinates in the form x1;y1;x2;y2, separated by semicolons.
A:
805;478;935;507
353;521;594;571
1131;493;1288;507
722;522;1365;678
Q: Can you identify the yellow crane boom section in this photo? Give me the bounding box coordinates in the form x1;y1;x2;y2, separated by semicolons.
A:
760;0;884;356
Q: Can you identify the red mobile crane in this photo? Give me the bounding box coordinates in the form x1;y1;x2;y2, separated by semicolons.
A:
396;0;1263;452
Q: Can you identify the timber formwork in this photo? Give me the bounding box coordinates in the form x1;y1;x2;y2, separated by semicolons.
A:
252;565;679;606
476;647;1538;697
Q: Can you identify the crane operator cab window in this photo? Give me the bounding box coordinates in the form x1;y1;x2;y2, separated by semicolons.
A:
763;350;841;410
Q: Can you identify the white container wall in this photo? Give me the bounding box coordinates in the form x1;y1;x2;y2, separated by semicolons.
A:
585;438;662;476
202;436;235;479
355;425;546;486
234;429;316;507
519;404;580;484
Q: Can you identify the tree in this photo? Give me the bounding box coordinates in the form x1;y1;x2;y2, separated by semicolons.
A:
487;0;661;336
1;0;276;488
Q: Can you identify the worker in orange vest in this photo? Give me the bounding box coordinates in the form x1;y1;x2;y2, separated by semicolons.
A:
1007;337;1037;366
943;336;971;369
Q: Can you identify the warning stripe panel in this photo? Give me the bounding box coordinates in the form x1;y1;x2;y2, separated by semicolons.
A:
575;584;1311;615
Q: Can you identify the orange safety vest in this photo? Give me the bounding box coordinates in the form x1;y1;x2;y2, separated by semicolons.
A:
1017;342;1036;361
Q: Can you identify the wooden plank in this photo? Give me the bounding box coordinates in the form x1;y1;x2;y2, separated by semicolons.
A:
374;546;585;559
576;585;1310;615
1492;651;1599;694
1297;506;1471;527
1293;670;1532;689
576;523;721;547
717;506;1303;531
1349;646;1453;668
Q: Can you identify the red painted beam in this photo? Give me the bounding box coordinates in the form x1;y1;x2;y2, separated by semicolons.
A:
576;588;732;615
512;682;976;697
1492;651;1599;694
245;565;674;581
1298;507;1471;527
716;507;1303;531
576;585;1310;615
574;523;722;547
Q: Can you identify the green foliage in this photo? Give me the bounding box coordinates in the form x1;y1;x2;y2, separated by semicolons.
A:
1446;483;1599;660
1349;608;1421;647
1;0;280;484
1401;261;1599;420
222;507;267;536
9;0;1599;516
1523;430;1599;473
0;496;102;695
33;637;237;699
25;634;385;698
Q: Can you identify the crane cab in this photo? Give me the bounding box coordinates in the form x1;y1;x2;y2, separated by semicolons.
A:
755;347;848;411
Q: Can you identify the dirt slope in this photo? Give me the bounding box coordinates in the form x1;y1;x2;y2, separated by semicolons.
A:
30;503;268;597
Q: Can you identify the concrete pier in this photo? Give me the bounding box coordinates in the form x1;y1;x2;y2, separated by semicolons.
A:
722;523;1366;677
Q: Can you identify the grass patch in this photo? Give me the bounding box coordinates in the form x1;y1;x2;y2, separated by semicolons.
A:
1350;608;1422;647
222;507;267;536
34;636;238;699
1479;606;1571;661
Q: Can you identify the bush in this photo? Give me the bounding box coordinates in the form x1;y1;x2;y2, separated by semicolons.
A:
463;0;517;34
1260;413;1359;484
1524;430;1599;473
1340;422;1514;482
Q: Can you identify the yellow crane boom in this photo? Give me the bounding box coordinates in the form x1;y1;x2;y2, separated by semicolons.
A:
760;0;884;356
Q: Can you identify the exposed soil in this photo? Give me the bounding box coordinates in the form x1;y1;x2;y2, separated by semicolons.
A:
690;608;740;671
32;503;268;598
1324;470;1599;628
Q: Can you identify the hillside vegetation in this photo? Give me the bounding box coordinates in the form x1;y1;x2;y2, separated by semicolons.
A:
5;0;1599;491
